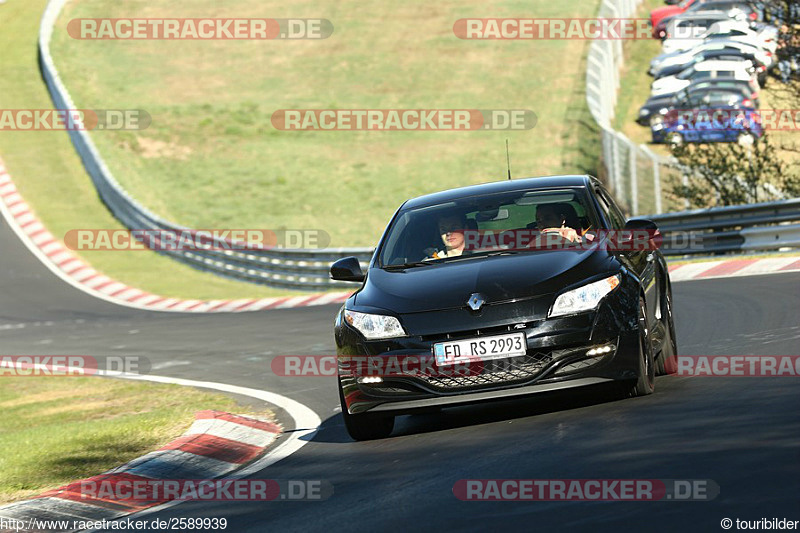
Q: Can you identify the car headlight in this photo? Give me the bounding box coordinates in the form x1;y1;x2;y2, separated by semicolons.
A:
549;274;621;318
344;310;406;339
640;108;651;116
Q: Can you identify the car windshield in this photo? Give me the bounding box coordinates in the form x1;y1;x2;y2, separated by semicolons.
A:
378;188;601;267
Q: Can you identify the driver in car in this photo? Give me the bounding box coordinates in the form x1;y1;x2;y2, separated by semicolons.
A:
534;204;581;243
426;213;467;259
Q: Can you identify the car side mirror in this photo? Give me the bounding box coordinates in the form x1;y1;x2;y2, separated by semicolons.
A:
625;218;659;234
330;256;365;283
622;218;661;250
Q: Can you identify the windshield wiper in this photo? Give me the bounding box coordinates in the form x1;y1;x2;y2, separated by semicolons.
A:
484;250;520;257
383;261;434;270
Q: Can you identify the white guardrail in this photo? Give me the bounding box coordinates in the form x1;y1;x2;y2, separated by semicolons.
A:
37;0;800;291
585;0;678;216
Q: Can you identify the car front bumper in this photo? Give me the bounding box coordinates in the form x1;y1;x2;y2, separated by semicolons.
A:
336;277;643;415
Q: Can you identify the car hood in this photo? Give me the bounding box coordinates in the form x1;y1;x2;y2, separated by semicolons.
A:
642;95;676;112
354;248;616;315
654;48;688;64
652;75;684;91
662;40;697;54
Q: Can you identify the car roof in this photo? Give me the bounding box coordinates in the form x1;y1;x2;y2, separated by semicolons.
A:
687;84;747;92
694;59;750;69
671;12;731;22
703;38;760;50
694;0;751;7
685;79;752;92
401;176;595;210
688;76;749;85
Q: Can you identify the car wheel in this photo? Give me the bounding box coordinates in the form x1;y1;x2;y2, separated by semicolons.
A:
338;382;394;441
667;132;683;147
655;286;678;376
630;297;655;397
737;132;755;146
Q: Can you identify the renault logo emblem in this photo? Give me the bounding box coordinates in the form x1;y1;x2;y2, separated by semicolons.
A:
467;293;485;311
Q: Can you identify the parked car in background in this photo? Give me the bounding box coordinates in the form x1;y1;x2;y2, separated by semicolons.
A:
638;82;758;125
651;105;762;145
651;41;771;84
660;12;732;43
650;58;758;96
654;2;758;38
651;0;706;37
661;19;778;55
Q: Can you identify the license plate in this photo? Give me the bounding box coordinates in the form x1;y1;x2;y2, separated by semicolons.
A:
433;332;527;366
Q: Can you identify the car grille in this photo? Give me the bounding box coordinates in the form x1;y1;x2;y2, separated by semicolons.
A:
413;351;553;391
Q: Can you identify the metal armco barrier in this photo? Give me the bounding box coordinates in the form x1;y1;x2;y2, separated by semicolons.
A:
651;199;800;255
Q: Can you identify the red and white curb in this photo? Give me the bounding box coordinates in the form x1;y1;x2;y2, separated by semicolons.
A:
0;411;281;529
0;159;351;312
668;255;800;282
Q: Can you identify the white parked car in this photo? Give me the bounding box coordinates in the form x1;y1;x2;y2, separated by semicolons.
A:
652;40;774;77
662;20;779;56
661;13;732;44
650;59;758;97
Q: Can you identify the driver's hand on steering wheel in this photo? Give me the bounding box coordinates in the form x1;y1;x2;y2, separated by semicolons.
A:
541;227;580;242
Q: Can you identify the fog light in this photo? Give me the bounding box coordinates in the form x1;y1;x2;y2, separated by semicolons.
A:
358;376;383;384
586;345;614;357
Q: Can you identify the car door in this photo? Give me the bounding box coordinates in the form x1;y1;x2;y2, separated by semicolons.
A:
595;187;659;325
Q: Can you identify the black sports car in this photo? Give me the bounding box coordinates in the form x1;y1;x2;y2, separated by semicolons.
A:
331;175;677;441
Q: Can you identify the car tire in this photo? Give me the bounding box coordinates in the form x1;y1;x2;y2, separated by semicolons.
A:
655;286;678;376
339;382;395;441
630;297;655;397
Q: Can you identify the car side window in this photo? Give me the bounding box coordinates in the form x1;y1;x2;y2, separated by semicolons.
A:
596;189;626;229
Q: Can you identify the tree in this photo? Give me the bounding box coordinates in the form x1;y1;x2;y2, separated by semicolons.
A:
668;134;800;208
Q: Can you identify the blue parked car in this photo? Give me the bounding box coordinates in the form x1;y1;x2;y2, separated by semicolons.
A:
651;104;762;145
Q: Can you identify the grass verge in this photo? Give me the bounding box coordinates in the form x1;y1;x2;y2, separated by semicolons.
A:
2;0;603;297
48;0;602;247
0;0;311;300
0;376;271;505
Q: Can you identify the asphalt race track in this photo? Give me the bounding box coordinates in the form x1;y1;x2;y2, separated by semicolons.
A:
1;218;799;532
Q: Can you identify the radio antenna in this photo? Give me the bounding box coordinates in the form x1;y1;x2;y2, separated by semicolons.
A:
505;139;512;181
